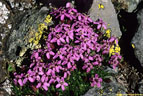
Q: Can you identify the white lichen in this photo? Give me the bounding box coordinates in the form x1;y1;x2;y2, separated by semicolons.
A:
0;2;10;24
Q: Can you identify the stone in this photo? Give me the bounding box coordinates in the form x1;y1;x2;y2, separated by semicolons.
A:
0;88;9;96
83;66;127;96
3;7;51;64
111;0;142;12
0;58;7;83
88;0;122;38
131;8;143;67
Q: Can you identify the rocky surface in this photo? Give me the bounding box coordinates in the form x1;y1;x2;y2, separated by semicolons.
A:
131;8;143;67
83;66;128;96
3;7;50;63
111;0;142;13
88;0;122;38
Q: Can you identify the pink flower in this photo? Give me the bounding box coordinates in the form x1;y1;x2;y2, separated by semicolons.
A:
46;51;55;59
90;74;102;88
66;2;71;8
18;79;23;86
97;19;107;29
42;82;50;91
82;63;93;73
56;77;68;91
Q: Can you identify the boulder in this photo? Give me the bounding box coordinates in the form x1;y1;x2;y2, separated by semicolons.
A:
83;67;127;96
88;0;122;38
3;7;51;64
131;8;143;67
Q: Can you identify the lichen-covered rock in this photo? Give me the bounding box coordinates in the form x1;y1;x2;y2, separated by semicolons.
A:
3;7;51;65
131;8;143;67
88;0;122;38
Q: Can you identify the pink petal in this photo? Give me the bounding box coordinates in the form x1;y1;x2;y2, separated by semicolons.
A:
66;36;69;43
14;79;17;85
18;79;23;86
64;72;67;78
78;15;81;21
56;66;60;73
49;51;55;55
88;18;93;22
38;71;44;75
42;85;48;91
66;2;71;8
57;40;61;45
47;69;52;75
59;55;64;60
67;62;72;69
44;82;50;87
102;24;107;29
23;78;27;84
41;75;46;82
87;68;91;73
64;82;68;86
97;24;101;29
56;84;61;88
61;85;65;91
61;15;65;21
69;32;74;40
28;77;35;82
34;52;39;58
36;75;40;81
56;77;60;82
30;63;35;68
97;83;101;88
89;56;93;60
36;83;41;88
80;54;84;59
46;53;50;59
51;38;57;43
60;38;65;43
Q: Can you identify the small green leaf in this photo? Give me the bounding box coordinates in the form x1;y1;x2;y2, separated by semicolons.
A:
8;64;13;72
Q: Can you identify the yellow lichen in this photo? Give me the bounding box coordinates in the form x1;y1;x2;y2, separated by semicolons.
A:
28;15;52;46
105;28;111;38
109;40;121;56
131;43;135;49
98;4;104;9
44;15;52;24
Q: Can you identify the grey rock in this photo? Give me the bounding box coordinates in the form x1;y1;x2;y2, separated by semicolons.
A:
0;88;9;96
128;0;141;12
138;79;143;94
0;59;7;83
83;66;127;96
122;0;141;12
3;7;50;61
131;8;143;67
83;75;127;96
88;0;122;38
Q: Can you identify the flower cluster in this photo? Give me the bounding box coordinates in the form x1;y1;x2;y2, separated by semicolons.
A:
90;74;102;88
13;2;122;92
